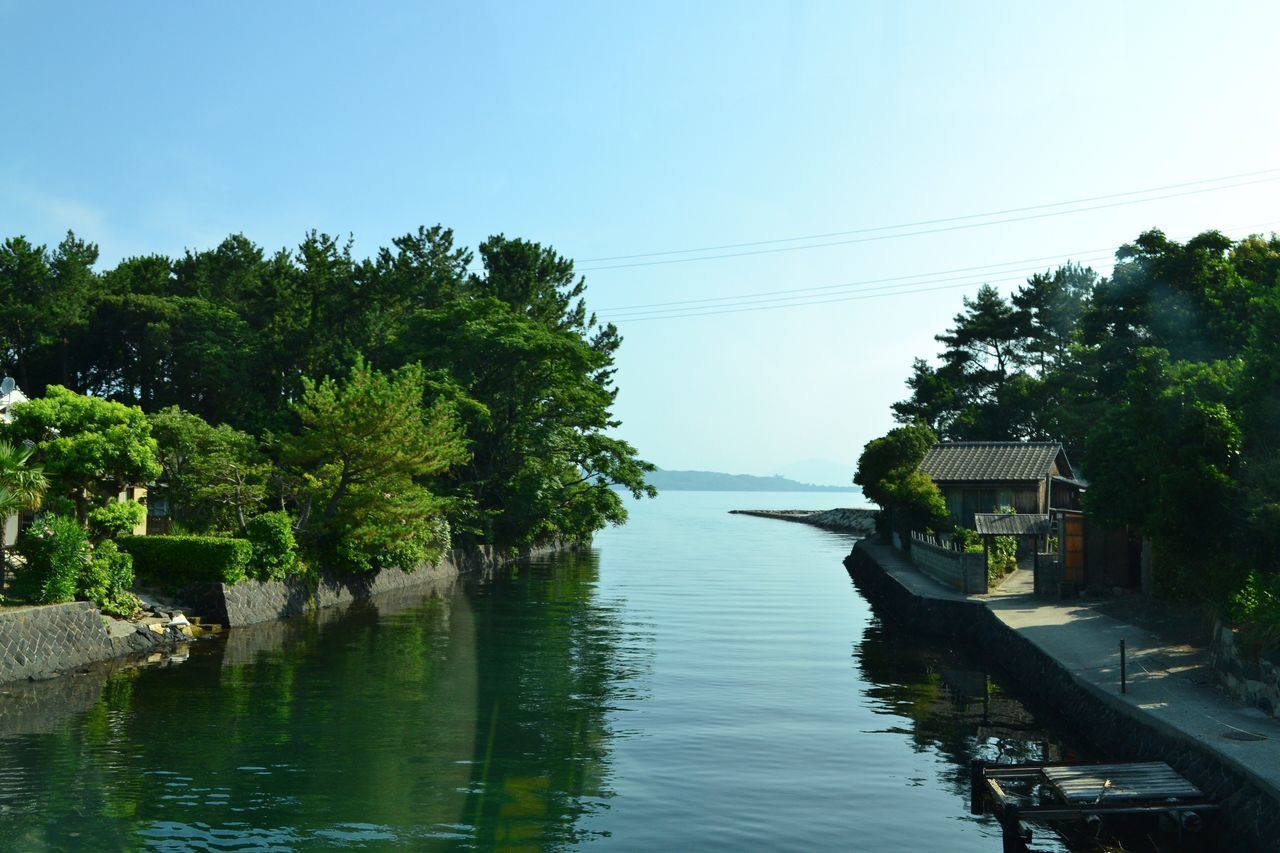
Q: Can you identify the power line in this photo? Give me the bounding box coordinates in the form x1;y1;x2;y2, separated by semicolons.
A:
601;218;1280;323
597;246;1114;313
579;166;1280;263
578;172;1280;271
606;255;1115;322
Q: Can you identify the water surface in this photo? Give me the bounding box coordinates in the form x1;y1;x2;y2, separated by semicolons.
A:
0;492;1090;850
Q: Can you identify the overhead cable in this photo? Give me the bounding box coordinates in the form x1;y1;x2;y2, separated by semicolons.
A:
578;171;1280;271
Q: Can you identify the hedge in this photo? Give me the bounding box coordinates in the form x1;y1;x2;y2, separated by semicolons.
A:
117;535;253;587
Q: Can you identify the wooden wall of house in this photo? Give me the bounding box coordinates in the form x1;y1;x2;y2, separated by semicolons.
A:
942;482;1042;528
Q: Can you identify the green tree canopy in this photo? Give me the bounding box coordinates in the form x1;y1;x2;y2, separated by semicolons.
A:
281;358;470;573
4;386;161;523
854;423;946;541
149;407;271;533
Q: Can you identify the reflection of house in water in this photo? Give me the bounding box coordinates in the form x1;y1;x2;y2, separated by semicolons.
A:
933;667;1067;766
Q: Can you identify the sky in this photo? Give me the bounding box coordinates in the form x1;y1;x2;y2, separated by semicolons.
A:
4;2;1279;485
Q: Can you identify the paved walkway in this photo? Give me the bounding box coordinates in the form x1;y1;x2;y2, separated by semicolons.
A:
857;540;1280;801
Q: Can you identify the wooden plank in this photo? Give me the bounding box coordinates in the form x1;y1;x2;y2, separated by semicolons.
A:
1042;762;1202;803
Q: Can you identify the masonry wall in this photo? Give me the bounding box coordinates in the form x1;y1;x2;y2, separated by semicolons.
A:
0;602;112;684
845;543;1280;851
1;541;584;685
181;539;585;628
1211;622;1280;719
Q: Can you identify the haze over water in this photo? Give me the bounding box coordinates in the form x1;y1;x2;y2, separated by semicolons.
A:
0;492;1088;850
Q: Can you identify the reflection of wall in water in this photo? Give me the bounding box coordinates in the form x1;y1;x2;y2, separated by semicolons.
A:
0;666;115;738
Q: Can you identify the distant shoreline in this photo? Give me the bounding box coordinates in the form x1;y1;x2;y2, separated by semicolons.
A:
644;468;859;493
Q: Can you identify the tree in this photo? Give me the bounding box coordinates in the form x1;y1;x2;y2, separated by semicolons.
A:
395;236;654;547
0;440;49;584
0;440;49;518
3;386;161;524
397;293;654;546
281;358;469;573
936;284;1026;399
1011;263;1096;374
854;423;946;542
0;232;100;393
149;407;271;533
1083;350;1244;597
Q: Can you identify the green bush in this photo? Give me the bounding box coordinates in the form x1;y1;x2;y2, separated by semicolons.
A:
88;500;147;541
245;511;299;581
1231;571;1280;653
13;516;88;604
951;526;980;552
117;534;252;587
79;540;140;617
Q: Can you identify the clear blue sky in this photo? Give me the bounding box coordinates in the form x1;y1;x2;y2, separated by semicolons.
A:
4;2;1279;484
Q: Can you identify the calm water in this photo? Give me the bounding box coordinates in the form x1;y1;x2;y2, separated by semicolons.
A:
0;492;1093;851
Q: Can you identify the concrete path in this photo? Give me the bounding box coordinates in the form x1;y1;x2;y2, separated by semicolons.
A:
857;540;1280;801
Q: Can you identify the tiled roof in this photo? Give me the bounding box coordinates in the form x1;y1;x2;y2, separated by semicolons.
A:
917;441;1066;482
974;513;1051;536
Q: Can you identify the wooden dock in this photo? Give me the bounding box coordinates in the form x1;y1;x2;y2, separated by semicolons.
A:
971;760;1216;852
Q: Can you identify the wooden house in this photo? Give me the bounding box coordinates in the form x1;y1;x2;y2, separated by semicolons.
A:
916;441;1077;528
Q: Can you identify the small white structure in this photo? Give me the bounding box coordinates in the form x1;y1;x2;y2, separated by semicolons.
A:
0;376;29;548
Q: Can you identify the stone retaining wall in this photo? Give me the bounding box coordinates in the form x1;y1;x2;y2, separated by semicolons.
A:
909;538;987;594
1;540;582;685
179;539;584;627
845;543;1280;851
0;602;113;684
1211;622;1280;719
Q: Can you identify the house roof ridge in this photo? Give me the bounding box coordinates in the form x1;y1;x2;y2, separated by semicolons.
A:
936;440;1061;446
917;439;1070;482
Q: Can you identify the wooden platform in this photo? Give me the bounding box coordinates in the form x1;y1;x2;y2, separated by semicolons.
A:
972;760;1215;852
1041;761;1203;803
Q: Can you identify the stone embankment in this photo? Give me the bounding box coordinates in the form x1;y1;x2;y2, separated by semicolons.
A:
1212;622;1280;720
729;507;876;535
0;601;182;685
846;540;1280;851
0;540;583;687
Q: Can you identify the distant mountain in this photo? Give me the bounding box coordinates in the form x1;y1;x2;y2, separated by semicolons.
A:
774;458;857;488
645;468;860;493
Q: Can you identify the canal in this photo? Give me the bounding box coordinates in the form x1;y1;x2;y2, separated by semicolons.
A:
0;492;1096;850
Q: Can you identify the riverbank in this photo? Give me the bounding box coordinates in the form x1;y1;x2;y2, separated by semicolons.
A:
0;539;584;688
846;538;1280;850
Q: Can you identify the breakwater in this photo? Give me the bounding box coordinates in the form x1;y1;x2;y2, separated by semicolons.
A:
730;507;876;534
846;540;1280;851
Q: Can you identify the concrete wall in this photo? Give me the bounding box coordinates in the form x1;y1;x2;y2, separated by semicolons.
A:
845;543;1280;851
1211;622;1280;719
910;538;987;594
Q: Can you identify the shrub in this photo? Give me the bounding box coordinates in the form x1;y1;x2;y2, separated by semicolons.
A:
88;500;147;541
1230;571;1280;653
117;535;252;587
951;526;980;552
13;516;88;604
79;540;140;617
245;511;299;581
989;535;1018;581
